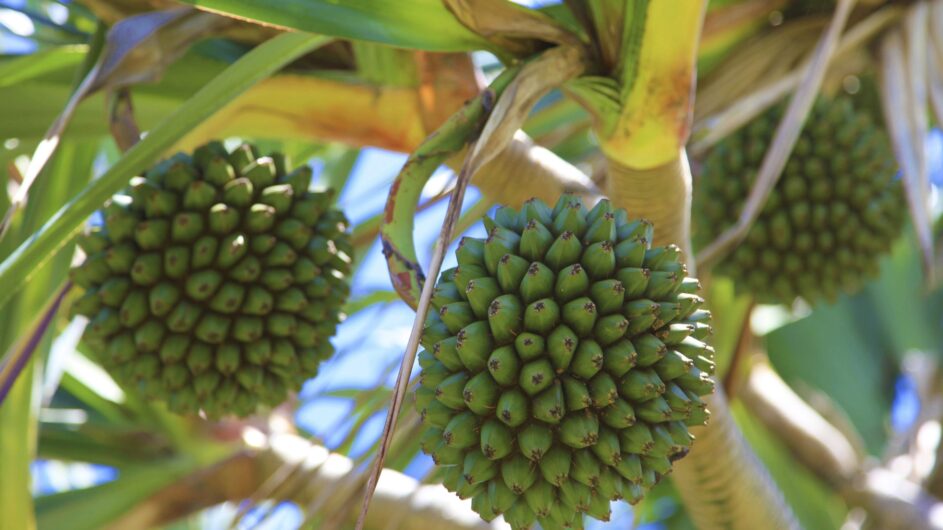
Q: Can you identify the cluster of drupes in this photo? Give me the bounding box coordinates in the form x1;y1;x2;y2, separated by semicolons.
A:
416;195;715;530
70;142;350;417
696;98;904;304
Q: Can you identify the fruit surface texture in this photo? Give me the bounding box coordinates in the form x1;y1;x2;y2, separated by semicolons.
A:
70;141;351;417
695;97;904;304
416;195;715;529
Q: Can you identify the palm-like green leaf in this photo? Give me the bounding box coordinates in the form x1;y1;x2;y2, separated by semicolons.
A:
767;298;892;455
178;0;491;52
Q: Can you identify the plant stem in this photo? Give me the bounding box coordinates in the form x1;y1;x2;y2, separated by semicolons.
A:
605;151;692;252
674;388;800;530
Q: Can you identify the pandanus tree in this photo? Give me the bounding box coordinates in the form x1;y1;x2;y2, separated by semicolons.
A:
0;0;941;529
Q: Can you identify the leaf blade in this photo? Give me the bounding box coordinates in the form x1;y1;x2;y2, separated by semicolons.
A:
180;0;490;52
0;140;98;530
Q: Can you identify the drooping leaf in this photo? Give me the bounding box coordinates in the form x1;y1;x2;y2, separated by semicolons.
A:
88;8;232;93
0;7;237;240
343;291;401;316
0;283;70;404
52;369;127;426
465;45;587;178
0;46;89;89
879;25;935;284
443;0;581;56
355;66;522;526
380;65;521;309
38;423;169;468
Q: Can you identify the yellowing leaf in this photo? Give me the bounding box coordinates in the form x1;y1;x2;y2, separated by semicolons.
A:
601;1;707;169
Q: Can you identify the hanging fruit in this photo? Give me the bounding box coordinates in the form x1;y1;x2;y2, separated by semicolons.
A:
414;195;714;529
695;97;905;304
70;141;351;418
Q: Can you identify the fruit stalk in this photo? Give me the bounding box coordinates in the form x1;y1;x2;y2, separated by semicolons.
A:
605;153;693;255
674;387;799;529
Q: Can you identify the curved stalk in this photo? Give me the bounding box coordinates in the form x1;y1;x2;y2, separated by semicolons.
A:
674;389;800;530
605;150;798;530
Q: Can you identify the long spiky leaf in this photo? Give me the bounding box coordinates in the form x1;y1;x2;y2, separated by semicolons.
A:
927;4;943;149
379;67;520;309
356;133;481;530
179;0;490;52
0;282;70;405
880;28;936;285
0;8;230;241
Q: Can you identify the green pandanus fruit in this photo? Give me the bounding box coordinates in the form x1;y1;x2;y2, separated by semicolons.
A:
414;195;714;529
70;141;351;418
695;97;904;305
